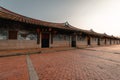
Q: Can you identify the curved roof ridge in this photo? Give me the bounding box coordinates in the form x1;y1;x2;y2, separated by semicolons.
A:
0;6;62;24
0;6;120;39
0;6;78;30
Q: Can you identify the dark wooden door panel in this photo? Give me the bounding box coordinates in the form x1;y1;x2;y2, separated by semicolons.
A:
8;31;18;39
42;33;49;48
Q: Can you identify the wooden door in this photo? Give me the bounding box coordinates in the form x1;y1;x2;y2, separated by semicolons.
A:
42;33;49;48
98;38;100;45
71;36;76;47
87;37;91;45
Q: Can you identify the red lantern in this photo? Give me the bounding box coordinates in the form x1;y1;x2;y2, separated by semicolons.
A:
54;31;57;34
49;28;52;31
37;28;40;33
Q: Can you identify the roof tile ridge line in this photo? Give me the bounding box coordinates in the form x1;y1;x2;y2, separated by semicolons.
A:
0;7;119;38
0;6;63;24
0;6;46;22
0;6;24;17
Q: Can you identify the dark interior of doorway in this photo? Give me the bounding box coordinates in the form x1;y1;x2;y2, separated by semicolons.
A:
42;33;49;48
71;36;76;47
98;38;100;45
87;37;91;45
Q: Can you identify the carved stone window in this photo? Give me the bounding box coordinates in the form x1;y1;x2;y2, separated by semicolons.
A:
18;31;37;40
0;30;8;40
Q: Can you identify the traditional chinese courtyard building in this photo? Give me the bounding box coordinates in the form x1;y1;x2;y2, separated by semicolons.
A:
0;7;120;50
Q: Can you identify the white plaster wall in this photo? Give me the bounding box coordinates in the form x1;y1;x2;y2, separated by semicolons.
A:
115;40;118;44
117;40;119;44
91;38;98;46
51;34;71;48
106;39;110;45
100;39;105;46
76;37;88;48
111;40;114;45
51;40;71;47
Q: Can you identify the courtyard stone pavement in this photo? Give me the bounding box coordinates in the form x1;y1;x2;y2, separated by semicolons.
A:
0;45;120;80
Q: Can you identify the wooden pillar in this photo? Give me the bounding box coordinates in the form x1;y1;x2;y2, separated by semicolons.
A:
49;33;51;47
87;35;91;46
71;33;77;47
69;35;72;47
37;28;40;44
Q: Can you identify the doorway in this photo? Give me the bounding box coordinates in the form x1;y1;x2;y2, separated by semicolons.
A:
41;33;49;48
87;37;91;45
71;36;76;47
110;39;111;45
105;39;106;45
98;38;100;45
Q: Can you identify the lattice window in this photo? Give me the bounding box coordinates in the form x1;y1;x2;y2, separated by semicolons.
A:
8;30;18;39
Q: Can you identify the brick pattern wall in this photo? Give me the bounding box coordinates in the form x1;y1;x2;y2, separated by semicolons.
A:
76;37;88;48
51;41;71;48
90;37;98;47
0;40;39;50
100;39;105;46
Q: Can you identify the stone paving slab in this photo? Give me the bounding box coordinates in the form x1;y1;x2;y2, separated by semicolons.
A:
74;49;120;63
0;47;74;57
0;45;120;80
87;45;120;54
0;56;29;80
26;55;39;80
30;48;120;80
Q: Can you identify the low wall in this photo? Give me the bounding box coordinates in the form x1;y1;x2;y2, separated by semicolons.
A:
106;40;110;45
51;41;71;48
91;40;98;47
0;40;39;50
76;40;88;48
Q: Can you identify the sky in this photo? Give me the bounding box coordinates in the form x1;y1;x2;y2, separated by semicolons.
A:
0;0;120;37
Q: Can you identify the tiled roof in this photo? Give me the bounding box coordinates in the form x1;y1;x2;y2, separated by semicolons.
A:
0;6;120;39
0;7;77;31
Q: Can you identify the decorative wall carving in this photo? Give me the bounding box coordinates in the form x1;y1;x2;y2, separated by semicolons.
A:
0;30;8;40
53;34;70;41
18;31;37;40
